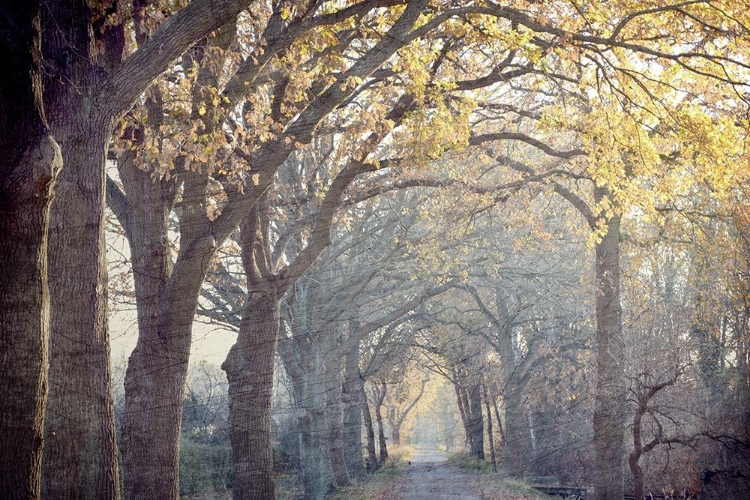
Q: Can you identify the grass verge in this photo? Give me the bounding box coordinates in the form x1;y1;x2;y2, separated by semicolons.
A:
446;451;494;473
472;475;554;500
329;445;416;500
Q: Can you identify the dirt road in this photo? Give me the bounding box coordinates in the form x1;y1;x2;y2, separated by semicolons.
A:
394;449;482;499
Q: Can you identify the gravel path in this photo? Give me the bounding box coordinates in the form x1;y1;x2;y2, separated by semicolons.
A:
394;449;482;500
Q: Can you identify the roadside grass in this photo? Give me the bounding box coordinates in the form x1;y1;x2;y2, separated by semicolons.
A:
446;451;493;473
471;476;554;500
447;451;552;500
329;445;415;500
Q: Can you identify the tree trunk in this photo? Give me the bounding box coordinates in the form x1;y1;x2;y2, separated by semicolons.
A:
36;2;122;497
118;163;217;500
629;446;645;500
468;381;484;460
44;118;120;500
342;340;365;480
324;338;350;488
391;425;402;447
373;388;389;465
504;384;532;477
223;292;280;500
483;383;497;473
593;194;625;500
298;336;335;500
361;385;379;473
0;5;62;497
454;383;472;449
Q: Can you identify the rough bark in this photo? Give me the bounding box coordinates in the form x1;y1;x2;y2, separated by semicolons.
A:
324;335;350;487
504;384;532;477
118;166;211;499
372;383;389;464
40;5;121;492
342;338;365;480
35;1;257;498
468;381;485;460
299;388;335;500
223;292;280;500
592;189;625;500
44;117;120;499
453;381;472;448
628;412;646;500
0;4;62;497
280;325;337;500
362;385;380;473
116;22;234;500
283;301;336;500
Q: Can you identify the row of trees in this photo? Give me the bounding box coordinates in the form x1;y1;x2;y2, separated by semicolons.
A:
1;1;749;499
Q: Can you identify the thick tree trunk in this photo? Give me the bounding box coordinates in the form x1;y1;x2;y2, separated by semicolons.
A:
37;2;121;497
503;384;532;477
0;6;62;497
324;339;350;488
44;119;120;500
468;381;484;460
342;340;365;480
121;266;206;500
115;163;198;500
223;292;280;500
592;196;625;500
361;385;379;473
297;337;335;500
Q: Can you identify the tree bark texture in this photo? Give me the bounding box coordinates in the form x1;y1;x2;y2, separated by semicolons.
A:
0;4;62;497
483;383;498;473
223;292;280;500
342;338;365;480
37;2;255;498
504;384;532;477
41;5;121;491
118;167;209;500
361;385;379;473
468;381;484;460
453;381;472;448
279;329;336;499
373;384;389;465
324;335;350;488
628;411;646;500
592;191;625;500
295;335;335;500
44;119;120;500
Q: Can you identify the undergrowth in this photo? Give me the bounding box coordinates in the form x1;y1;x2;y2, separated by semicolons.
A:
447;451;493;473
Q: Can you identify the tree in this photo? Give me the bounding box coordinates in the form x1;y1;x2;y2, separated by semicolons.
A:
3;1;256;497
0;4;62;498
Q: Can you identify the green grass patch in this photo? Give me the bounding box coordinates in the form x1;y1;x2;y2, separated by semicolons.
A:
447;451;493;473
